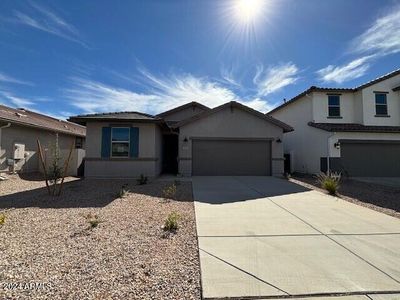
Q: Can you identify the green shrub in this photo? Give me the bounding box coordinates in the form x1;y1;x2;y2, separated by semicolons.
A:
118;184;129;198
137;174;148;185
84;213;101;229
162;183;177;200
163;212;180;231
0;213;5;225
317;172;341;195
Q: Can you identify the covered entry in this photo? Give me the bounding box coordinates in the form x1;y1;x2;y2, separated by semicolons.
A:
192;138;271;176
340;140;400;177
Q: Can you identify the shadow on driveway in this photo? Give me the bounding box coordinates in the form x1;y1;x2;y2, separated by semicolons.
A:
192;176;310;204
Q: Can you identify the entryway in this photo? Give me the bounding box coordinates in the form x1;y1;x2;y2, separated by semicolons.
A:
162;134;178;174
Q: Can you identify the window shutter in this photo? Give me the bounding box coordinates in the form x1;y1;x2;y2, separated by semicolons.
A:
101;127;111;158
130;127;139;158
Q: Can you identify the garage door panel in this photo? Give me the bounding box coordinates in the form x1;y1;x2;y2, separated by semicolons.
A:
192;140;271;176
341;142;400;177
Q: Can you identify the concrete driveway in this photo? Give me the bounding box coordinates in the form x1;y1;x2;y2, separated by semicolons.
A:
192;176;400;299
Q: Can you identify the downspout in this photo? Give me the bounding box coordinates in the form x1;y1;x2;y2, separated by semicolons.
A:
327;132;335;174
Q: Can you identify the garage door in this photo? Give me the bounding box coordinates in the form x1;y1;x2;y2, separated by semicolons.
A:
341;141;400;177
192;139;271;176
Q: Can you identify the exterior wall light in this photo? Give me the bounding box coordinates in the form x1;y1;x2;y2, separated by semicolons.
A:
183;137;188;142
276;138;282;143
334;142;340;149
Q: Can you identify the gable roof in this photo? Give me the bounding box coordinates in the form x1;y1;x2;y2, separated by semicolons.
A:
68;111;161;125
0;105;85;137
268;68;400;115
172;101;293;132
156;101;210;118
393;85;400;92
308;122;400;133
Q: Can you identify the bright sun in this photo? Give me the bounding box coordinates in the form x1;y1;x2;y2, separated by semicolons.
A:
234;0;265;23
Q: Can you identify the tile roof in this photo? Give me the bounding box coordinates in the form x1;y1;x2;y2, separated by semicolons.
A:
0;105;85;137
156;101;210;117
172;101;294;132
268;68;400;115
308;122;400;133
68;111;161;125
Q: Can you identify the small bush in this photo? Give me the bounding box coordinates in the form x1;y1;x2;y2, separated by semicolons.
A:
137;174;148;185
284;172;291;180
163;212;180;231
84;213;101;229
0;213;5;225
317;172;341;195
118;184;129;198
162;183;177;200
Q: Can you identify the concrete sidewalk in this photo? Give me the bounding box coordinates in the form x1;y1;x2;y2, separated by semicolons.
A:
193;176;400;299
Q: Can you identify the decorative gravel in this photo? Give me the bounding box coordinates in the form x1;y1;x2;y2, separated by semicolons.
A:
0;174;201;299
291;174;400;219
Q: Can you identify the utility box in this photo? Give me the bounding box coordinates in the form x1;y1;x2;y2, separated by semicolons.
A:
13;143;25;159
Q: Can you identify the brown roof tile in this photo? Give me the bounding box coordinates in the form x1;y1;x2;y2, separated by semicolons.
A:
308;122;400;133
68;111;161;125
0;105;85;137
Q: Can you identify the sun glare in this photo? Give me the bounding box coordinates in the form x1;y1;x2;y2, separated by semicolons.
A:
234;0;265;23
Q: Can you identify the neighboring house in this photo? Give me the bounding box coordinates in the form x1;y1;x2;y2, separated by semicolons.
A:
269;69;400;177
0;105;86;176
68;101;293;178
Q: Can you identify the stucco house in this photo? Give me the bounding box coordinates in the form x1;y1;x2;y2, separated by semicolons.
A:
268;69;400;177
69;101;293;178
0;105;86;175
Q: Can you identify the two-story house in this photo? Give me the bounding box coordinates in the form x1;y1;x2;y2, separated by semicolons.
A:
268;69;400;177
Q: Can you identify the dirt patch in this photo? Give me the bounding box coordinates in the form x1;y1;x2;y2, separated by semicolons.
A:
0;174;201;299
291;173;400;219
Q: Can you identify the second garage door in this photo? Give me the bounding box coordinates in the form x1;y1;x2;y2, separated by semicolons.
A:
192;139;271;176
340;141;400;177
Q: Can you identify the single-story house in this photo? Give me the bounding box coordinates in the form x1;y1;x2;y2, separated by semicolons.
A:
68;101;293;178
268;68;400;177
0;105;86;176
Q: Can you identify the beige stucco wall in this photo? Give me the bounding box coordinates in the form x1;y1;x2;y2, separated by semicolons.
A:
361;73;400;126
162;106;207;122
178;106;285;176
0;123;82;175
271;96;330;174
84;121;162;178
312;92;356;123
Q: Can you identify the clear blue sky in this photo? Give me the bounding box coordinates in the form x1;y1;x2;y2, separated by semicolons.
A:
0;0;399;118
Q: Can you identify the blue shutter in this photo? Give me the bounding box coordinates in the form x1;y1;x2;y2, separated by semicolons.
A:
130;127;139;158
101;127;111;158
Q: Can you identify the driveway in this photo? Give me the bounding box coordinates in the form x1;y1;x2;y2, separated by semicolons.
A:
192;176;400;299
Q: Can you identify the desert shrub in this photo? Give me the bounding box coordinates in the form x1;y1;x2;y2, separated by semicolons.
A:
163;212;180;231
317;172;341;195
137;174;148;185
84;213;101;229
117;184;129;198
47;134;63;193
162;183;177;200
0;213;5;225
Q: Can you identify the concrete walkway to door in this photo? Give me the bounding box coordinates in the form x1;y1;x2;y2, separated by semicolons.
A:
192;176;400;300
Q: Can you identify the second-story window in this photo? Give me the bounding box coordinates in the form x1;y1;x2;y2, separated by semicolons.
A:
328;95;340;117
375;93;388;116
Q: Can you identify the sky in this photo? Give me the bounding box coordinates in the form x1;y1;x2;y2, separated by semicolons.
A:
0;0;399;119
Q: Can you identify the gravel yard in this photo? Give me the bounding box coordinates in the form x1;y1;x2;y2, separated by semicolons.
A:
0;174;201;300
291;173;400;219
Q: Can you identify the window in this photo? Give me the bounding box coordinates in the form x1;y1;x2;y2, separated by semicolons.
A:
111;127;130;157
75;137;83;149
328;95;340;117
375;93;388;116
